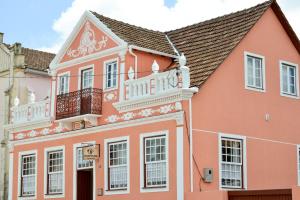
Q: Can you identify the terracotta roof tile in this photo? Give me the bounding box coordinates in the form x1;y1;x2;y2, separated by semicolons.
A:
166;0;274;87
22;47;55;72
91;12;176;55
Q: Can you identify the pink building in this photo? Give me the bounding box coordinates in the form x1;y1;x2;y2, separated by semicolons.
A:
6;1;300;200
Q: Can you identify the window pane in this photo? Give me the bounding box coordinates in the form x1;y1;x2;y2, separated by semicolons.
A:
106;61;117;89
247;57;253;86
108;141;128;190
21;154;36;196
282;65;288;93
77;147;93;169
144;136;167;188
246;55;263;89
48;150;63;194
221;138;242;188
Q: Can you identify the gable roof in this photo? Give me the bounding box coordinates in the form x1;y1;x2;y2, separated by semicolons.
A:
2;43;55;72
166;0;299;87
91;11;176;55
22;47;55;72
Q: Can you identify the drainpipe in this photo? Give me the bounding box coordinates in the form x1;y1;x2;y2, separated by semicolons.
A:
189;98;193;192
4;49;15;122
128;45;138;79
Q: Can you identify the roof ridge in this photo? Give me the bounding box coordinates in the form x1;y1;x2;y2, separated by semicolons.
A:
90;11;166;35
165;0;273;34
22;47;55;56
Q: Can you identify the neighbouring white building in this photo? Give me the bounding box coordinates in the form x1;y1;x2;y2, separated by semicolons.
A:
0;32;54;200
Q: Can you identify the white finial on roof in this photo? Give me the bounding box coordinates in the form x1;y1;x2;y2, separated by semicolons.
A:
128;67;134;80
14;96;20;106
179;53;187;67
152;60;159;74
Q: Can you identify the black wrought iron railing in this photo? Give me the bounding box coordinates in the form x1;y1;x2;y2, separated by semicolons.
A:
56;88;103;120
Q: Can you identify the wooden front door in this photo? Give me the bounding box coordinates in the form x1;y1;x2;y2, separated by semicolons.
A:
77;170;93;200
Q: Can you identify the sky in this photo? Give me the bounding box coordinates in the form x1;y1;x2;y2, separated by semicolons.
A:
0;0;299;53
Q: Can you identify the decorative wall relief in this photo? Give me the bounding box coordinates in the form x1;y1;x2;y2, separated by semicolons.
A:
105;102;182;124
104;91;118;102
67;21;108;58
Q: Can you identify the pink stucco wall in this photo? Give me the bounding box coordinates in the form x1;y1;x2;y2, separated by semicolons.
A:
191;8;300;192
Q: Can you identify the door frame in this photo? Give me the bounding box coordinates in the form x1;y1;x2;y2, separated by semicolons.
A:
73;142;96;200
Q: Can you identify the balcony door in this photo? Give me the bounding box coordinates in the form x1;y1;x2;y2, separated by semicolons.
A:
80;68;93;115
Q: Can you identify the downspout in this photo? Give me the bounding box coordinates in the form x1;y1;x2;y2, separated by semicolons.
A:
128;45;138;79
189;98;193;192
4;49;14;123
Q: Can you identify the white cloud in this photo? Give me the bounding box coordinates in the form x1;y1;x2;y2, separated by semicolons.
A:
39;0;300;53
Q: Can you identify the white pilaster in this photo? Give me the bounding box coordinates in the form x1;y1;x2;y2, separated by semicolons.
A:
177;126;184;200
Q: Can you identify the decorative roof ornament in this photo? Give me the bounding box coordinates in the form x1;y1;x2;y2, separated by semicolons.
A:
128;67;134;80
152;60;159;74
67;21;108;58
29;92;36;104
14;96;20;107
179;53;187;67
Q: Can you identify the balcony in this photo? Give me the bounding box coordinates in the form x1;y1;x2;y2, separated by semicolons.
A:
113;55;198;112
11;99;51;126
56;88;103;122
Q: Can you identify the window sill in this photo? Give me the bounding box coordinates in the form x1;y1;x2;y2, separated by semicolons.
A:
103;87;118;92
44;193;64;199
140;186;169;193
104;189;129;195
245;86;266;93
280;92;299;99
18;196;36;200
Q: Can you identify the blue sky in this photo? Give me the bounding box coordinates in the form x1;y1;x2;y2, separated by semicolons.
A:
0;0;299;53
0;0;73;48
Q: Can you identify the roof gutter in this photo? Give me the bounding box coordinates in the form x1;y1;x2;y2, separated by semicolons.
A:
129;45;178;59
24;68;50;77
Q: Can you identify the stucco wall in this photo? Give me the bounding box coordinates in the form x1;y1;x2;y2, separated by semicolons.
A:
191;7;300;192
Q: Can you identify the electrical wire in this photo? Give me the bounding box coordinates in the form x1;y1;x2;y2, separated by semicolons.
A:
184;111;204;191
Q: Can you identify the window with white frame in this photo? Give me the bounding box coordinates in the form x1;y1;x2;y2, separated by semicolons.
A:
20;154;36;196
81;68;93;89
105;61;117;89
77;147;93;169
281;62;298;97
245;54;264;90
220;137;243;188
47;150;64;194
108;141;128;190
144;135;167;188
58;74;69;94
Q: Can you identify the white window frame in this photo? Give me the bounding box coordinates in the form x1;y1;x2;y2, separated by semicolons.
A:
104;136;130;195
297;145;300;186
218;133;247;190
279;60;299;99
140;130;169;193
78;65;94;90
44;146;65;199
73;142;96;200
244;52;266;92
57;71;70;95
103;58;118;91
18;150;37;200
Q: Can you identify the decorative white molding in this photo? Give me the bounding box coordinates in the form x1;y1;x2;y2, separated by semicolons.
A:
106;102;182;124
67;22;108;58
113;88;198;113
50;10;127;70
12;112;184;145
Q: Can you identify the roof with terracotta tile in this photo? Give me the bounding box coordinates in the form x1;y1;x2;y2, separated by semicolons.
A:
91;11;176;55
92;0;299;88
166;0;272;87
22;47;55;72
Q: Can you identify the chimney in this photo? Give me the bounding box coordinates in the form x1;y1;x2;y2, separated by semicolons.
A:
0;32;3;43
